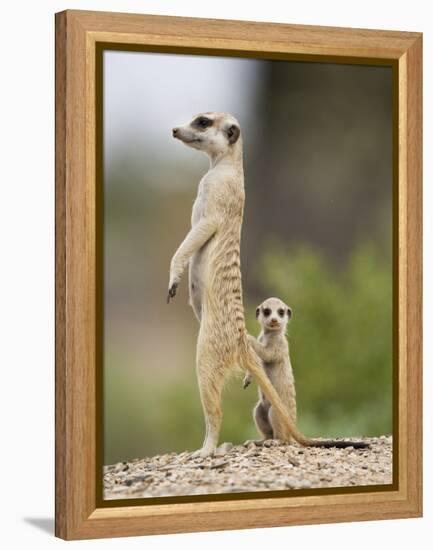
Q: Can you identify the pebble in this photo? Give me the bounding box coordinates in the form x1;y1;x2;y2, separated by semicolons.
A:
215;442;233;456
103;436;393;500
210;460;229;469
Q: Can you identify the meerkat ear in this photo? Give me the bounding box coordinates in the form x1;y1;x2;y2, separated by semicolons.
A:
226;124;240;145
255;307;260;318
287;307;292;319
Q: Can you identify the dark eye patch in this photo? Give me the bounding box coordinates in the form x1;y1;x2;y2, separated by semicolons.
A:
193;116;213;129
277;308;285;317
263;308;271;317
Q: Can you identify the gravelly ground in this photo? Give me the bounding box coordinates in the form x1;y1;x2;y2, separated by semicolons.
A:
103;436;392;500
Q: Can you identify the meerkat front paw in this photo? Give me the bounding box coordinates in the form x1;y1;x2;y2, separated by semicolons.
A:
243;373;252;389
167;279;179;303
247;333;259;353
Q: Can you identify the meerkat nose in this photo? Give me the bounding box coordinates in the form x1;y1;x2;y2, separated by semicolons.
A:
172;127;179;137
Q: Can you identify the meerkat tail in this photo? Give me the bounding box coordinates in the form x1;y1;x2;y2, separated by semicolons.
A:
241;343;368;449
308;439;369;449
241;344;310;445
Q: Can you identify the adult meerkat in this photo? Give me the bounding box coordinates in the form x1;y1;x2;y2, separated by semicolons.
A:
168;112;367;456
243;297;297;444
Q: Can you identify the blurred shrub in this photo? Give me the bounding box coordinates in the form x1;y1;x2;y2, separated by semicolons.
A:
250;240;393;439
104;241;393;464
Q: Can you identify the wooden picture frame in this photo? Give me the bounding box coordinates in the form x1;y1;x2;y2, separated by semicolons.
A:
55;9;422;540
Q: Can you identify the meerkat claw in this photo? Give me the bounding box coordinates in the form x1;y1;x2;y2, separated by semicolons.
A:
167;282;178;303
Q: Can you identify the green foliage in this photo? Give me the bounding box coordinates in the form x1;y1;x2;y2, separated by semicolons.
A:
104;242;393;464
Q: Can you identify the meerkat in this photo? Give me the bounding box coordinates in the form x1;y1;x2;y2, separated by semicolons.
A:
168;112;367;457
243;297;297;444
244;298;367;448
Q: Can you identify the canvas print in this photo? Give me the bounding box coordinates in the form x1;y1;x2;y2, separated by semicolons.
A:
101;50;394;501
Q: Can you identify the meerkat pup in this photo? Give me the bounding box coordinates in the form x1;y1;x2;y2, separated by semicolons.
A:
168;112;367;457
244;297;368;449
243;297;297;444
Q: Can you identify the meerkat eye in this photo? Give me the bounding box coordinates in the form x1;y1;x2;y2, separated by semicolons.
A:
263;308;271;317
196;116;212;128
277;308;285;317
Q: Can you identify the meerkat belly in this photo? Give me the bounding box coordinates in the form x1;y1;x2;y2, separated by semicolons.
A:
189;241;212;320
261;362;290;403
188;185;214;318
199;228;244;351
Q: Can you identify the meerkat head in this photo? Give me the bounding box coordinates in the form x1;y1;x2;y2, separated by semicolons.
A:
172;112;241;158
256;297;292;333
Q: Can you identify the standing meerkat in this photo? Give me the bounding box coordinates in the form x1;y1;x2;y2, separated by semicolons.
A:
244;297;367;448
243;297;297;444
168;112;367;457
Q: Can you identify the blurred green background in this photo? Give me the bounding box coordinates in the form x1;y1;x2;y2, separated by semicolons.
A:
103;53;393;465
